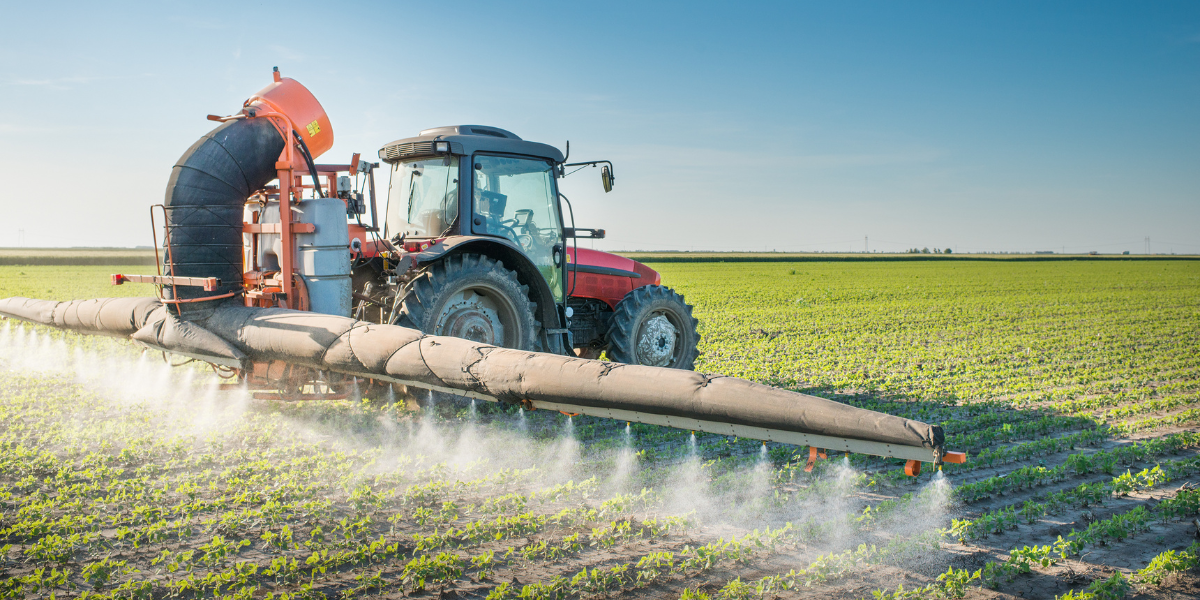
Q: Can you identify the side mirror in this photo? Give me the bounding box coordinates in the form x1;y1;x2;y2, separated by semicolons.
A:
601;165;614;193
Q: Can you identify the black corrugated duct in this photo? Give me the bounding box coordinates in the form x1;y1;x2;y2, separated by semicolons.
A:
161;118;284;317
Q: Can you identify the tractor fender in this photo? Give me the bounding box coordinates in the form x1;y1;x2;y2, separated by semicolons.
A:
408;236;566;354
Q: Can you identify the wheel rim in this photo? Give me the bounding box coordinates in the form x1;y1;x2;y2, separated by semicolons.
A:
635;311;681;367
434;284;522;347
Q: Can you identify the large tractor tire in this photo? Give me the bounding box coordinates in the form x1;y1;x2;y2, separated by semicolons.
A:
394;253;541;351
606;285;700;370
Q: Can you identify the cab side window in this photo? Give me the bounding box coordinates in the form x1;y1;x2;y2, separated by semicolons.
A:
472;155;563;300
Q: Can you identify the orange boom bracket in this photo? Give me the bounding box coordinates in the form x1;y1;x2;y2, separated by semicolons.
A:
905;459;922;477
803;446;828;472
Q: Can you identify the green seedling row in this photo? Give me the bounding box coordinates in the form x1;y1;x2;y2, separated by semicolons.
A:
1;260;1197;599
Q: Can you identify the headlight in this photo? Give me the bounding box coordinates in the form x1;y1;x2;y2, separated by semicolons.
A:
434;141;450;153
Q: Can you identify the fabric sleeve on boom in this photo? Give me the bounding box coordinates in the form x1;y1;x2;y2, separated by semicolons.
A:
0;296;943;452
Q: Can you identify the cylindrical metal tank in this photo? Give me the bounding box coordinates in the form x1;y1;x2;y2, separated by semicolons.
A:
243;199;350;316
295;198;351;317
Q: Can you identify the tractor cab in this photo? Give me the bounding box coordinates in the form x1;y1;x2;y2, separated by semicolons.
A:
359;125;700;369
382;129;565;303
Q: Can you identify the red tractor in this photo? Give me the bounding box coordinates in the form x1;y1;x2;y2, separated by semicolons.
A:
345;125;700;369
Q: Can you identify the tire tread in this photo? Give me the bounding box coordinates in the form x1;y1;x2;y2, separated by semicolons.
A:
605;285;700;369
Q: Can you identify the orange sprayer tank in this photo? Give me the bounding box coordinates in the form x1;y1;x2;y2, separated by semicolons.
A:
243;70;334;167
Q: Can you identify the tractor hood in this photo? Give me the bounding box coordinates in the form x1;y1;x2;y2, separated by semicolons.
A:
568;247;661;286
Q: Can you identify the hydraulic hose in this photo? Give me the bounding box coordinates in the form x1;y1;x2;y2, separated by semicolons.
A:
293;130;325;198
161;118;285;318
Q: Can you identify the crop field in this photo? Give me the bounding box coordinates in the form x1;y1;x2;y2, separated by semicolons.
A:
1;259;1199;600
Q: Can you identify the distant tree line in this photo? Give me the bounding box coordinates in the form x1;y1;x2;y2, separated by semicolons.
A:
906;247;952;254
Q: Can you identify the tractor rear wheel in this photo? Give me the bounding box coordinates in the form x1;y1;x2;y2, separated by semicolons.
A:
394;253;541;351
606;285;700;369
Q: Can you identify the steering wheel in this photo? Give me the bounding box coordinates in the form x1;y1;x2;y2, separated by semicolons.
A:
495;222;521;244
520;210;558;248
494;209;535;250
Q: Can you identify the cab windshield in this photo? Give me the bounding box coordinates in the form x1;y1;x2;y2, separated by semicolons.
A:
384;156;460;239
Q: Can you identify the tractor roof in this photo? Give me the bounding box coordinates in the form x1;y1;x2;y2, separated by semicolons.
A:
378;125;565;164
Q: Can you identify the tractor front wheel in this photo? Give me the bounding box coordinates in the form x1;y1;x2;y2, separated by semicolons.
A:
606;285;700;369
394;253;541;351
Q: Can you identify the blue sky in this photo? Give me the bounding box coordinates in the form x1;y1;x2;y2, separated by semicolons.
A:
2;1;1197;253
